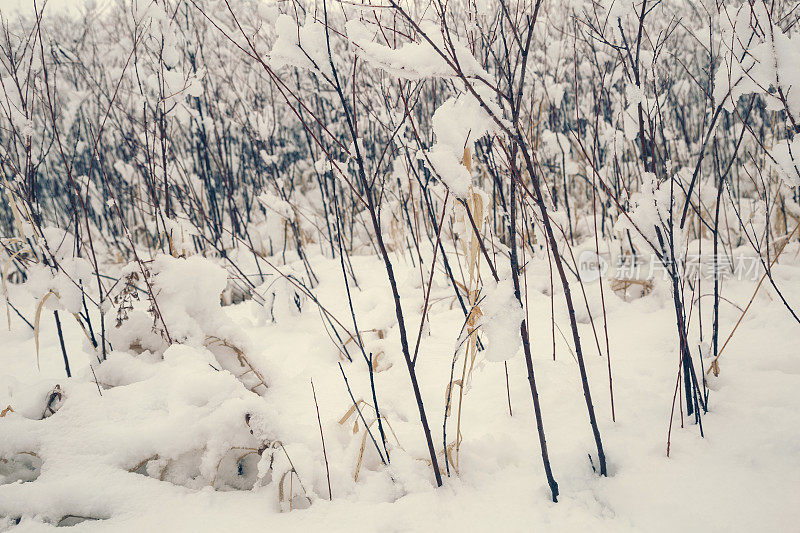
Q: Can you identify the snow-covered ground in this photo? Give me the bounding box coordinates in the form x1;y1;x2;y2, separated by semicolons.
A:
2;246;798;531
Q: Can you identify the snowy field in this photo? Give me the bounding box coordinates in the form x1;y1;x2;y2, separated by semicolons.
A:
1;0;800;530
2;246;799;531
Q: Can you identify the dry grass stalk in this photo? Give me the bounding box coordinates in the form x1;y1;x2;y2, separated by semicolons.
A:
337;399;402;481
34;291;60;370
204;335;269;394
610;277;655;301
450;147;485;473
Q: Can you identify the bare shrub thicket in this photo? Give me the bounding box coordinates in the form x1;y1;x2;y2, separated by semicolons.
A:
1;0;798;504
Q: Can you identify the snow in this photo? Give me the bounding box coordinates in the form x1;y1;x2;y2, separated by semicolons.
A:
424;144;472;198
1;0;799;530
426;89;502;197
2;247;799;530
350;20;489;81
270;14;326;73
476;275;522;363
